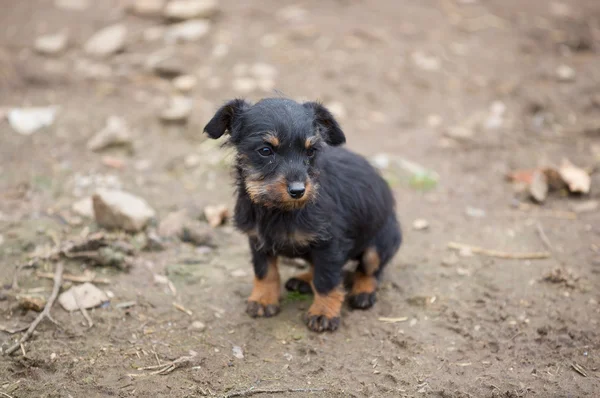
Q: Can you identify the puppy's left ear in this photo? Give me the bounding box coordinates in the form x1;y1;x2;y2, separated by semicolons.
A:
204;99;250;139
303;102;346;146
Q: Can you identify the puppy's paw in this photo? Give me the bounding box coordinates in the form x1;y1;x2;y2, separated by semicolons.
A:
305;314;340;332
348;292;377;310
246;300;280;318
285;277;313;294
305;288;344;332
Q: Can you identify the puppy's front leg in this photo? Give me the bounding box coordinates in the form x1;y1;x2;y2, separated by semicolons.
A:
306;250;345;332
246;239;281;318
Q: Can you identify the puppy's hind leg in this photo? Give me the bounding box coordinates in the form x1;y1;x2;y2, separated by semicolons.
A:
285;266;313;294
348;215;402;310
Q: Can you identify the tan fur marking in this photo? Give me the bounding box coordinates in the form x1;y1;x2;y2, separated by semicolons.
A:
264;133;280;147
351;272;378;295
308;285;345;319
305;136;319;149
362;247;380;276
292;268;314;284
248;257;280;306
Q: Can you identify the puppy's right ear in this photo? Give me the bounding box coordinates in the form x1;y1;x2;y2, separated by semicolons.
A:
204;99;250;139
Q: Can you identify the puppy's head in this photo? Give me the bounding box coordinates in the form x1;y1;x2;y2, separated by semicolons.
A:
204;98;345;210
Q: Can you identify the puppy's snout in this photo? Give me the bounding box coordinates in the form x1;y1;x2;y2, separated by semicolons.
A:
287;182;306;199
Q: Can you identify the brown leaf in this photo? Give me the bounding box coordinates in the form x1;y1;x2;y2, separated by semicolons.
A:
506;169;536;184
559;159;591;194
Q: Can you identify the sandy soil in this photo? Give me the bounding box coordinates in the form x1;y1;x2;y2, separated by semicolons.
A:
1;0;600;397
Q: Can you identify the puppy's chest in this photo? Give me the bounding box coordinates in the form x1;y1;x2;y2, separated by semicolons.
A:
252;224;318;252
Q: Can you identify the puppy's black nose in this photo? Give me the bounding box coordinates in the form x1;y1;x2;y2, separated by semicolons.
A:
287;182;305;199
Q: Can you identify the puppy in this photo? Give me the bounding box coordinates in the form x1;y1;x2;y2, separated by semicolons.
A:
204;98;402;332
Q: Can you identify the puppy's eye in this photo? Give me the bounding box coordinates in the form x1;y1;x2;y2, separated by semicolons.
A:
257;147;273;157
306;147;316;158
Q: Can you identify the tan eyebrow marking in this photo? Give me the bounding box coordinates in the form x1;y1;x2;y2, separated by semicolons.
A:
305;135;319;149
264;133;279;147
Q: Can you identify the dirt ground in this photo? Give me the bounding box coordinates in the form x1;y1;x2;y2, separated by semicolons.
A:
1;0;600;397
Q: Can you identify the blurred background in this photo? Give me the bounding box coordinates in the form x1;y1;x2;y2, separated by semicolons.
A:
1;1;599;397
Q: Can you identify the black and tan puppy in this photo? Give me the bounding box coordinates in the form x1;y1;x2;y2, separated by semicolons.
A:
204;98;402;332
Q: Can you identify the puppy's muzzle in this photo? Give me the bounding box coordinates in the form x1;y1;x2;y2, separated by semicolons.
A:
287;182;306;199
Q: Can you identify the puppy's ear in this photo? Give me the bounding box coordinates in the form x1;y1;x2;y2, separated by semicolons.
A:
204;99;250;139
303;102;346;146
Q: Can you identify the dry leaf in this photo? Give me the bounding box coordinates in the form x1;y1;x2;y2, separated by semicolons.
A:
559;159;591;194
204;204;229;228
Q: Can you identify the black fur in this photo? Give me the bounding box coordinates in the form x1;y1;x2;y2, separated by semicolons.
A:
204;98;402;332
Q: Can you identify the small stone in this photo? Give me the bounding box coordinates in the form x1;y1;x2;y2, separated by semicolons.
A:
232;77;257;94
173;74;197;92
19;295;46;312
445;126;473;140
164;0;218;20
465;207;486;218
556;65;576;82
190;321;206;331
92;189;156;232
427;114;443;128
204;204;229;227
230;269;248;278
54;0;90;10
441;253;459;267
34;32;68;55
412;219;429;231
150;56;187;78
164;20;211;43
159;96;193;123
250;63;277;79
370;153;391;170
159;210;188;238
72;197;94;218
84;24;127;57
87;116;132;151
232;346;244;359
129;0;165;17
145;230;166;251
571;200;598;213
325;101;346;119
143;26;166;41
184;153;201;168
529;170;548;203
8;106;58;135
0;234;4;246
412;51;440;71
75;59;112;79
58;283;109;312
181;223;215;246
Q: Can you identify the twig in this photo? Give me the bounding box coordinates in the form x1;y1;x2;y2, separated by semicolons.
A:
571;363;588;377
536;223;553;251
4;262;64;356
378;317;408;323
129;354;197;377
74;290;93;329
447;242;550;260
173;302;193;316
0;392;15;398
224;387;325;397
36;271;110;284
